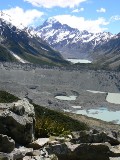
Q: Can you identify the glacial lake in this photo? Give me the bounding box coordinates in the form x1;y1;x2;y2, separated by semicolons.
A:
55;91;120;124
87;90;120;104
66;59;92;64
106;93;120;104
55;95;77;101
64;107;120;124
73;108;120;124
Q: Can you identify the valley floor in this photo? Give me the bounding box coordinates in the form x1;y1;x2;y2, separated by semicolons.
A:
0;62;120;124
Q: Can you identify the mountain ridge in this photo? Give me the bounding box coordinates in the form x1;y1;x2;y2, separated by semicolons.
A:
0;13;68;66
35;17;114;59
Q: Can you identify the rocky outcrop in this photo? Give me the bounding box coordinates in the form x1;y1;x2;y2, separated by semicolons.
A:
0;134;15;153
0;98;35;145
0;98;120;160
10;98;35;117
45;141;120;160
0;129;120;160
44;130;120;160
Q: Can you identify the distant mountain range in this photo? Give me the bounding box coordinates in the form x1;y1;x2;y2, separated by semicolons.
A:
0;12;68;66
0;12;120;69
36;18;114;59
35;17;120;69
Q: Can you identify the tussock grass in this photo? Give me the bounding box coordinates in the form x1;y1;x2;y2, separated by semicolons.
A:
34;103;89;138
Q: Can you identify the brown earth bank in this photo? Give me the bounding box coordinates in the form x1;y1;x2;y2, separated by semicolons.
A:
66;112;120;132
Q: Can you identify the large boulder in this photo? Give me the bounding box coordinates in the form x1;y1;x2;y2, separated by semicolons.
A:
0;134;15;153
107;132;120;145
10;98;35;117
71;130;120;145
45;142;112;160
45;143;70;155
71;143;111;160
0;99;35;145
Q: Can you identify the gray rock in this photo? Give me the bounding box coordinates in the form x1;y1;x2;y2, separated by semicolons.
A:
0;152;11;160
23;156;33;160
45;141;114;160
11;150;24;160
107;133;120;145
110;158;120;160
73;143;110;154
0;99;35;145
23;155;58;160
10;146;33;159
71;130;120;145
10;98;35;117
0;147;33;160
45;143;70;155
27;150;41;156
10;104;25;116
55;137;65;143
0;134;15;153
27;138;49;150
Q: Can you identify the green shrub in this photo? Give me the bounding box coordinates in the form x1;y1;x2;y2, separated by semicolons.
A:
33;103;89;138
0;91;19;103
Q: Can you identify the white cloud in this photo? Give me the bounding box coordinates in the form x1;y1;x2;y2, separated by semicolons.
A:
24;0;87;8
72;8;84;13
54;15;109;33
1;7;44;28
110;15;120;21
96;8;106;13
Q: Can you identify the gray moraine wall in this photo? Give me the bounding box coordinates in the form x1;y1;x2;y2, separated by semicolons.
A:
0;62;120;112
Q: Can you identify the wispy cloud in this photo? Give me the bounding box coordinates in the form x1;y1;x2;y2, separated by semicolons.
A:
1;7;44;28
24;0;87;8
54;15;109;33
72;8;84;13
110;15;120;21
96;8;106;13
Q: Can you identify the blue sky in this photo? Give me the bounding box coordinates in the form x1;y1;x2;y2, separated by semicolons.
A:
0;0;120;34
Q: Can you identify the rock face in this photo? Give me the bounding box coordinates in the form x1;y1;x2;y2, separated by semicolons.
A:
0;134;15;153
0;98;35;145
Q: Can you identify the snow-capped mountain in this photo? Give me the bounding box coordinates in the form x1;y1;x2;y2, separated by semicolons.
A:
0;11;26;30
36;17;114;59
0;11;38;38
0;12;68;66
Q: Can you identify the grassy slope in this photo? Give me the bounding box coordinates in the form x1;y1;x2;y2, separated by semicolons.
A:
34;103;88;137
0;90;19;103
0;45;18;62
